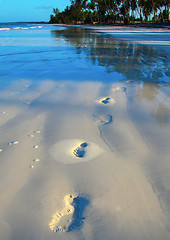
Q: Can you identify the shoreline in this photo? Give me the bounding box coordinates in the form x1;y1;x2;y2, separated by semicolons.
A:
51;22;170;29
51;23;170;46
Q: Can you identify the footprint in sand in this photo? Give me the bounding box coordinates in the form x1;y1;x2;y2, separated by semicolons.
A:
94;114;112;125
49;194;89;232
8;141;19;146
50;139;103;164
30;158;40;169
111;86;126;92
73;142;88;158
33;158;40;162
33;145;39;149
34;130;41;134
28;134;34;138
23;101;31;105
28;130;41;138
28;130;40;138
101;97;111;104
96;97;116;105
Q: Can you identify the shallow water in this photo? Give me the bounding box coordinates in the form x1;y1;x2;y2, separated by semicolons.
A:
1;24;169;85
0;23;170;240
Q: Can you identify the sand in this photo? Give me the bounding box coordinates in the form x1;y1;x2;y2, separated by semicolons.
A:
0;25;170;240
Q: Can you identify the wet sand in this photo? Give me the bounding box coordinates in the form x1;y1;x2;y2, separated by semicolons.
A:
0;24;170;240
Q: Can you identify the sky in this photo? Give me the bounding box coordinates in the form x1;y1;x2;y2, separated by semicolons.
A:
0;0;71;22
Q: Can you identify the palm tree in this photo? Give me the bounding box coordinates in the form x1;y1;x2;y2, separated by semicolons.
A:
120;0;130;24
137;0;145;22
130;0;137;22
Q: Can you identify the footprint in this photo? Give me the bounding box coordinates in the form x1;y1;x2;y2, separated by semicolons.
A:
101;97;111;104
33;158;40;162
34;130;41;134
28;130;40;138
33;145;39;149
28;134;34;138
68;195;89;232
94;114;112;125
96;97;116;105
111;86;126;92
50;139;103;164
49;194;89;232
49;194;75;232
8;141;19;146
73;142;88;158
23;101;31;105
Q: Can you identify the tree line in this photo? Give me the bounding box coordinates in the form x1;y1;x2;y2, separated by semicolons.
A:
49;0;169;25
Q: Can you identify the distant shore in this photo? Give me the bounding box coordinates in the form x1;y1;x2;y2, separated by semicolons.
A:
52;22;170;29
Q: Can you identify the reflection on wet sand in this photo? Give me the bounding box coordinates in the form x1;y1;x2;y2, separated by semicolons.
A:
137;83;170;126
51;27;170;82
52;27;170;232
52;27;170;126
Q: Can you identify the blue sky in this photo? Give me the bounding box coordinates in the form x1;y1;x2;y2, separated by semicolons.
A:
0;0;71;22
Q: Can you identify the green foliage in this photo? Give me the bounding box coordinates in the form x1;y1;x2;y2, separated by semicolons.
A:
49;0;170;24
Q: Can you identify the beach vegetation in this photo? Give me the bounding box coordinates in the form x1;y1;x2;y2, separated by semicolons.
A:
49;0;169;25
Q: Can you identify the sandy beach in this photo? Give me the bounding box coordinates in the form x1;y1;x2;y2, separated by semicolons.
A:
0;23;170;240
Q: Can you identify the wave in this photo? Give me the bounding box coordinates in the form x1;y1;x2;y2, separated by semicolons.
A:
0;25;43;31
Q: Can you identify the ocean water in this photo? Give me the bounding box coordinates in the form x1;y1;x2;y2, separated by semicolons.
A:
0;23;170;240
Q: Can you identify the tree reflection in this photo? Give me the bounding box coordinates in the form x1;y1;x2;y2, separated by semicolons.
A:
51;27;170;83
51;27;170;126
137;83;170;126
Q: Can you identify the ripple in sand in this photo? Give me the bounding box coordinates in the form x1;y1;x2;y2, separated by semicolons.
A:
49;194;89;233
50;139;103;164
94;114;112;125
96;97;116;105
